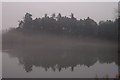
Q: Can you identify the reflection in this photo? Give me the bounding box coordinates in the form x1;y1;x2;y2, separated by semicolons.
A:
24;63;33;72
2;43;118;72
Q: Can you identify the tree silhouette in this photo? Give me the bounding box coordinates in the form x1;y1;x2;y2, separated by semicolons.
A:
56;13;62;20
13;12;118;41
51;13;56;19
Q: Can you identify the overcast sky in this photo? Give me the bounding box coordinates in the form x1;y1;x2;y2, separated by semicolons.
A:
2;2;118;30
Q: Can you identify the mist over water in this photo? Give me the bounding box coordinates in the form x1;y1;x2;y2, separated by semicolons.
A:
2;32;118;78
2;2;119;78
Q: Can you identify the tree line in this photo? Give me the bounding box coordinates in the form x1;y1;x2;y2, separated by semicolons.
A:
14;13;118;41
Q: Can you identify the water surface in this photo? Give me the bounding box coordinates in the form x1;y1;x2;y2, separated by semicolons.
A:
2;34;118;78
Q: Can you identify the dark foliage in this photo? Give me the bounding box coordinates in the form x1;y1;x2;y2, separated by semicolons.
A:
13;12;118;41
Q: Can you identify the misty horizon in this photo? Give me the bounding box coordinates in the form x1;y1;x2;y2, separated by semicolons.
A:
2;2;118;30
2;2;119;78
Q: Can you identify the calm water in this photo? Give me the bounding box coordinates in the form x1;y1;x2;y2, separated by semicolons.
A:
2;48;118;78
2;35;118;78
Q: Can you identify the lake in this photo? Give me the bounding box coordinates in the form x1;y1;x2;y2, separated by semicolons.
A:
2;48;118;78
2;34;118;78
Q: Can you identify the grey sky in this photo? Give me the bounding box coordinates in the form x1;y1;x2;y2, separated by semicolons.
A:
2;2;118;30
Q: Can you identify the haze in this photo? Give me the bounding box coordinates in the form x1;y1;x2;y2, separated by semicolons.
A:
2;2;118;30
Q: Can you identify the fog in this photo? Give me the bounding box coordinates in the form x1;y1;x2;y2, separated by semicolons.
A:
2;31;118;78
2;2;117;30
2;2;119;78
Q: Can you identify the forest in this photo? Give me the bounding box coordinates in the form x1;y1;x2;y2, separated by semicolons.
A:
2;13;119;74
8;12;118;41
2;12;119;54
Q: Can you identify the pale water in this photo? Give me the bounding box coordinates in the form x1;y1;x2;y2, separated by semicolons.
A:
2;51;118;78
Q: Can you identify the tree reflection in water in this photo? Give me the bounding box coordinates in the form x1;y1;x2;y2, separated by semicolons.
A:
3;44;118;73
